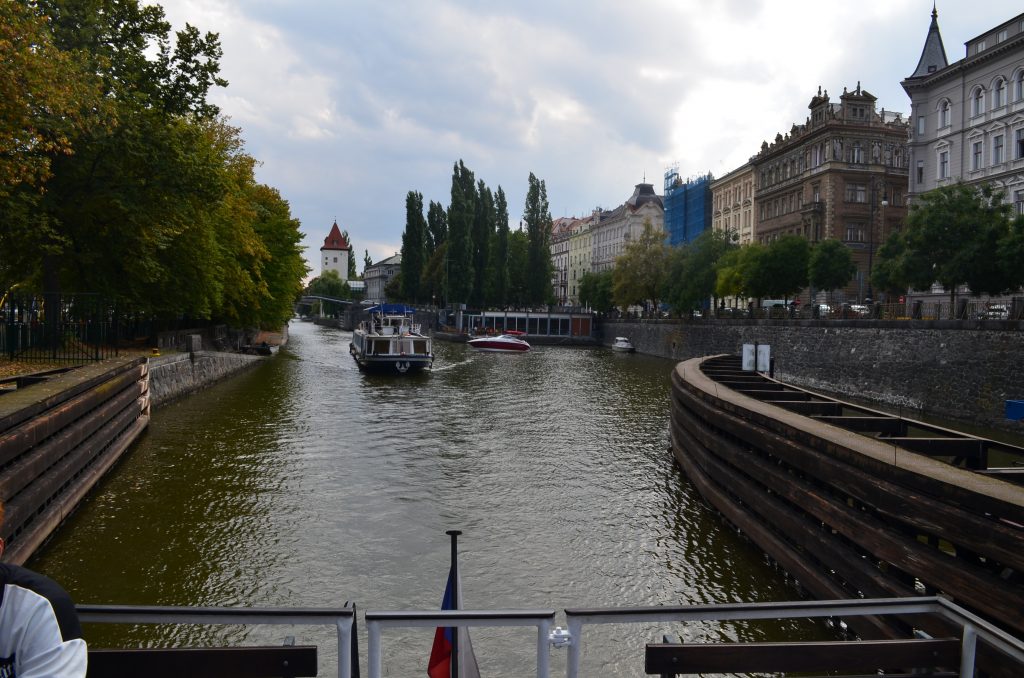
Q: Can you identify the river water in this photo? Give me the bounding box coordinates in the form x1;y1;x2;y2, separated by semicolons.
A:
30;320;826;675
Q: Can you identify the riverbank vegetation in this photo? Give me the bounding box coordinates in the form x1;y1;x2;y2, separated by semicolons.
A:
395;162;553;308
604;182;1024;317
0;0;307;328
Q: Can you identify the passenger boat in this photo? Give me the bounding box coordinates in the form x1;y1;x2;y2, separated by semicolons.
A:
611;336;635;352
467;330;530;352
349;304;433;373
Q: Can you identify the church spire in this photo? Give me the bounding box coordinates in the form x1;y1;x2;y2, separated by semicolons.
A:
908;3;948;79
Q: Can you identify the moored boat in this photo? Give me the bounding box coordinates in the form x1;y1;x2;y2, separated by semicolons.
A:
467;330;530;352
611;336;634;352
349;304;433;373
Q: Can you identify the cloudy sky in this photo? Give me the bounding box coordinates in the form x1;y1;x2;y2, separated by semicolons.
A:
157;1;1021;276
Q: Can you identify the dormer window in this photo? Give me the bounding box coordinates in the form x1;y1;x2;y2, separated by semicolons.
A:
998;30;1007;43
976;40;986;53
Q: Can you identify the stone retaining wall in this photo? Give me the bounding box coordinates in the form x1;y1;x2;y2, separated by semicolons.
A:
604;319;1024;431
148;351;264;407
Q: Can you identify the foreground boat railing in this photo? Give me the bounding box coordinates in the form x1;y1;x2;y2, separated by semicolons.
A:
79;596;1024;678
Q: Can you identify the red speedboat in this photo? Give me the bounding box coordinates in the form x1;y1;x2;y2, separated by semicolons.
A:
467;330;530;352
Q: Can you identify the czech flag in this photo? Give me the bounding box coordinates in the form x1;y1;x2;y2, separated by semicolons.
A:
428;564;480;678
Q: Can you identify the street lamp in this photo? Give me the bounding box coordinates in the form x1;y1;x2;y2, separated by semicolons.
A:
866;177;889;302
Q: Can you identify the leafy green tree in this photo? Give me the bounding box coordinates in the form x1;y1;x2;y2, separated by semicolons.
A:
506;228;529;307
736;243;772;300
248;184;308;326
663;229;736;314
809;238;856;301
613;219;669;311
421;241;448;306
341;229;358;280
446;160;475;303
426;200;447;254
714;247;746;304
471;180;494;307
385;271;403;302
523;172;553;305
363;249;373;275
579;270;615;313
492;187;510;307
401;190;426;302
0;1;102;194
875;183;1020;313
761;235;809;301
307;270;350;316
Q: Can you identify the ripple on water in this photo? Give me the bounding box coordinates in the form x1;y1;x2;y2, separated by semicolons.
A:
29;322;830;673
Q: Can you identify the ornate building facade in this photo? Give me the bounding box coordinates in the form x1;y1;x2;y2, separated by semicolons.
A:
549;217;575;306
589;183;664;273
752;84;910;302
710;163;755;245
567;214;594;306
902;9;1024;214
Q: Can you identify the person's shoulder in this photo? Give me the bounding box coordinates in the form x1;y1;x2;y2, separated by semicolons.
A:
0;564;83;642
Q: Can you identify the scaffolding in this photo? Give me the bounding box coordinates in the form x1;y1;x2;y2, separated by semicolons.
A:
664;168;714;247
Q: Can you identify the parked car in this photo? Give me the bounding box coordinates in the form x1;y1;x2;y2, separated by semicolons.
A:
813;303;832;317
848;304;870;317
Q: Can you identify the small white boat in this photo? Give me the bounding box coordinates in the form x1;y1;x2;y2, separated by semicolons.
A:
350;304;433;373
467;330;530;352
611;337;635;352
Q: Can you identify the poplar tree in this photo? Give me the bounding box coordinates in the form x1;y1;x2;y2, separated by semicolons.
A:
446;160;475;304
471;180;494;307
426;200;447;254
523;173;553;305
401;190;426;302
492;187;510;307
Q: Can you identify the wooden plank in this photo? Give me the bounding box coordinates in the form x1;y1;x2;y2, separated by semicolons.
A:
742;390;811;401
644;638;960;674
671;373;1024;573
887;437;985;459
86;646;318;678
814;416;907;435
772;400;842;415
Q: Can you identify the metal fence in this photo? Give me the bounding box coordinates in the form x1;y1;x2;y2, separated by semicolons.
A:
707;297;1024;321
0;293;162;363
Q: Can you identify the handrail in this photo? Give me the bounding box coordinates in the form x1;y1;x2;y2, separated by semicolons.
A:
77;597;1024;678
78;604;355;678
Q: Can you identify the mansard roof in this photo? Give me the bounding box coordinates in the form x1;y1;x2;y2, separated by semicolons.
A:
909;6;949;79
321;221;351;251
625;182;664;210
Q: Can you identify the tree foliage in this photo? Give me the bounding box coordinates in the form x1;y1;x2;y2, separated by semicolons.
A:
808;239;855;295
0;0;306;328
401;191;426;302
492;187;510;307
523;172;553;305
872;183;1024;308
663;229;736;313
471;180;494;307
612;220;669;311
579;270;614;313
446;160;475;303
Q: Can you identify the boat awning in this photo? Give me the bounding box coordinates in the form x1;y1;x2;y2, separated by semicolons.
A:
364;304;415;314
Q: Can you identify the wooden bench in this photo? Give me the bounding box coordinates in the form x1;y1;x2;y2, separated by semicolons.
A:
645;638;960;677
87;645;318;678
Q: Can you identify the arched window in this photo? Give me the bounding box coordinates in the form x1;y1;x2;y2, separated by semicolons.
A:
1014;70;1024;102
938;99;950;128
993;78;1006;108
971;87;985;117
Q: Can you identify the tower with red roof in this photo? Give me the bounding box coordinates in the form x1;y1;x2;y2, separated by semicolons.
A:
320;221;352;281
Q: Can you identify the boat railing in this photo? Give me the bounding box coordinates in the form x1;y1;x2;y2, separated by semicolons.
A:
78;596;1024;678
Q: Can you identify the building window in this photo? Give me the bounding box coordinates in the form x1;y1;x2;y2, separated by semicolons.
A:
939;100;950;128
333;256;338;263
972;141;983;170
1017;128;1024;160
976;40;986;53
845;183;866;203
916;160;924;185
1016;71;1024;101
845;223;865;242
1016;190;1024;215
812;183;820;202
998;29;1008;43
994;78;1006;108
971;88;985;117
851;142;864;164
917;115;926;135
993;135;1004;164
938;150;949;179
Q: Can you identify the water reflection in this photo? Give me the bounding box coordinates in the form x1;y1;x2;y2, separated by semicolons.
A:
31;321;827;674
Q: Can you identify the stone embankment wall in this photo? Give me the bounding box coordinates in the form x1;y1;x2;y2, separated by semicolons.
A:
148;351;264;407
603;319;1024;431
